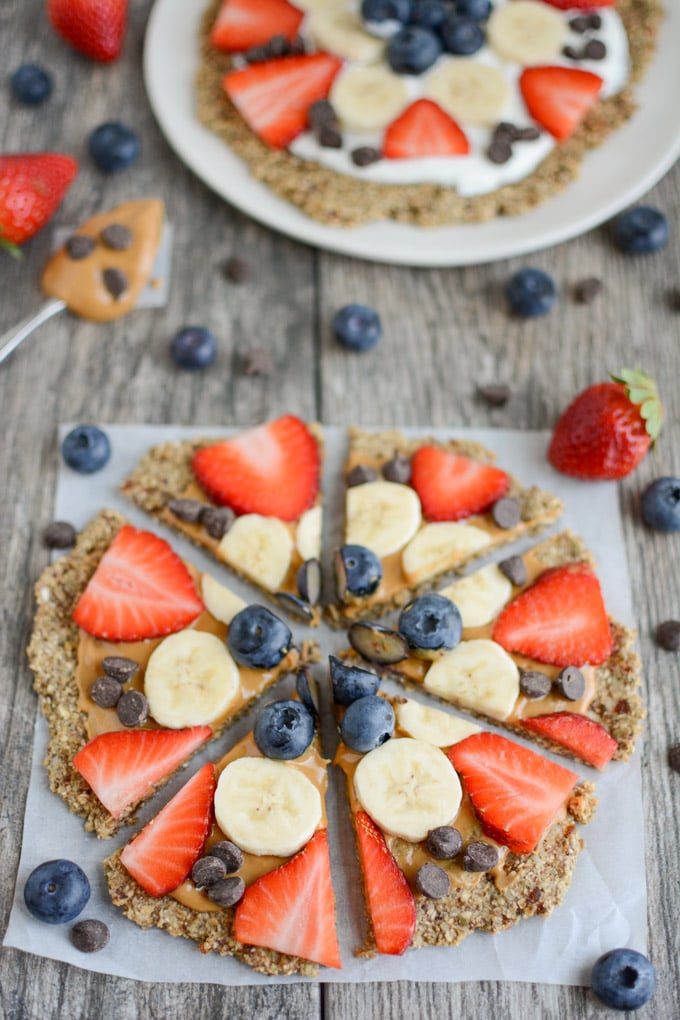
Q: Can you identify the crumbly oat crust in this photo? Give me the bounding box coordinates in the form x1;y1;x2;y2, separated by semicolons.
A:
194;0;662;227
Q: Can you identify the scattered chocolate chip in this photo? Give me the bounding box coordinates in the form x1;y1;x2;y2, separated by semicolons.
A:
70;918;110;953
587;13;602;29
426;825;463;860
476;383;511;407
43;520;77;549
569;15;590;33
209;840;244;873
201;505;235;540
382;454;411;484
208;875;246;908
102;267;128;300
268;33;289;57
514;126;541;142
309;99;337;131
463;841;499;872
168;497;205;523
244;44;269;63
656;619;680;651
415;862;450;899
668;288;680;312
100;223;133;250
65;235;96;260
297;557;322;606
102;655;139;683
498;554;527;587
274;590;315;622
491;497;521;530
351;146;381;168
519;669;552;700
90;675;123;709
117;689;149;728
224;255;251;283
191;855;227;888
555;665;586;701
668;743;680;773
494;122;518;142
319;124;342;148
573;276;603;304
241;348;274;376
584;38;606;60
563;44;583;61
346;464;378;487
487;139;512;165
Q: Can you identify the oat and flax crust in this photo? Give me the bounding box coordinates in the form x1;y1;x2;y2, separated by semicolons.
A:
194;0;663;227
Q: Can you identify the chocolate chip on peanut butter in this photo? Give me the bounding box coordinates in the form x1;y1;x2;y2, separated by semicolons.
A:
491;497;521;530
168;497;205;523
555;665;586;701
520;669;551;700
117;689;149;727
426;825;463;860
207;875;246;908
498;554;527;587
102;267;128;300
346;464;378;487
208;840;244;873
382;454;411;484
66;235;96;260
415;862;451;899
100;223;133;250
463;841;499;872
90;675;123;709
200;505;235;540
191;855;226;888
102;655;139;683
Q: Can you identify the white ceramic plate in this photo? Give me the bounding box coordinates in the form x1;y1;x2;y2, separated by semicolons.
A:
144;0;680;266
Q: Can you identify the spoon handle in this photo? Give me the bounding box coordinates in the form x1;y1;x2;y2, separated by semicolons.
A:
0;298;68;367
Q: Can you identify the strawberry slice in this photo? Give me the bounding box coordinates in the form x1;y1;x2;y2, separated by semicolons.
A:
521;713;618;769
540;0;614;8
211;0;304;52
223;54;343;149
120;763;216;897
72;525;203;641
448;732;578;854
354;810;416;955
234;829;341;968
73;726;212;818
384;99;470;160
47;0;127;63
492;562;613;667
519;66;603;142
0;154;78;255
410;445;509;521
192;414;320;520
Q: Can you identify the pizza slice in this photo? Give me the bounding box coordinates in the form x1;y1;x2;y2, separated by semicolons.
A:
120;415;324;625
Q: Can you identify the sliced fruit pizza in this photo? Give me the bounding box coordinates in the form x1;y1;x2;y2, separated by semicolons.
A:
121;415;324;625
339;530;643;768
105;691;341;977
28;509;317;837
327;426;563;626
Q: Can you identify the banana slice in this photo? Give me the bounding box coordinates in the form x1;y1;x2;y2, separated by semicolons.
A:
294;0;346;12
395;699;481;747
439;564;512;628
354;737;462;842
296;505;322;562
144;629;240;728
401;522;491;586
487;1;565;65
423;639;520;721
424;60;510;127
330;66;409;132
214;757;322;857
346;480;422;558
218;514;293;592
309;10;386;62
201;573;247;625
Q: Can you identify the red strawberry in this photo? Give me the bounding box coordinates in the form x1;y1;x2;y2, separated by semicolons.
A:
72;525;204;641
492;563;613;667
540;0;614;8
211;0;304;52
223;54;342;149
120;763;216;897
354;810;416;955
521;713;618;770
47;0;127;63
234;829;341;968
448;732;578;854
72;726;212;818
519;66;603;142
410;445;509;521
192;414;320;520
383;99;469;160
548;369;663;480
0;154;77;256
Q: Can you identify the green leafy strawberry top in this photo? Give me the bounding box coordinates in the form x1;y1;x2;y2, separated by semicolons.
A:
611;368;664;442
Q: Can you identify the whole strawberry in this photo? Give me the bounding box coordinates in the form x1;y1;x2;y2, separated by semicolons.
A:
548;369;663;480
0;153;78;257
47;0;127;63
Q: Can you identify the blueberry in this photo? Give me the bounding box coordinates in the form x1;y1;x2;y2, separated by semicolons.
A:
408;0;448;30
398;593;462;652
387;26;442;74
24;860;90;924
591;948;656;1011
170;326;217;370
614;205;669;254
506;267;557;317
10;63;53;105
361;0;412;27
335;544;383;600
88;122;140;173
641;477;680;532
440;15;485;55
340;694;395;752
454;0;491;20
333;304;382;353
329;656;380;706
227;605;292;669
254;699;315;759
61;425;111;474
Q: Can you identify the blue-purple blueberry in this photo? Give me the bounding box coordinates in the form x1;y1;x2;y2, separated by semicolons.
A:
333;304;382;353
170;326;217;370
254;699;314;759
61;425;111;474
88;122;140;173
340;694;395;752
10;64;53;105
614;206;669;255
640;476;680;532
24;860;90;924
329;656;380;705
227;605;292;669
506;268;557;317
590;948;656;1011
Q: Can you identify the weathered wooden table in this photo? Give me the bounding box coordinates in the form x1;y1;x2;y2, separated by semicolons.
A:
1;2;679;1017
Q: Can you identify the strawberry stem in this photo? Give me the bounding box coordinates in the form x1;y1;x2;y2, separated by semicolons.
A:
610;368;663;443
0;236;23;260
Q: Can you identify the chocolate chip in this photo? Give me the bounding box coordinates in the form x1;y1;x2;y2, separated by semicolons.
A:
208;840;244;873
207;875;246;907
573;276;603;304
346;464;378;487
463;841;499;872
382;454;411;484
555;665;586;701
90;675;123;709
100;223;133;250
487;139;512;165
102;655;139;683
426;825;463;860
415;862;450;899
43;520;77;548
569;15;590;33
519;669;551;700
351;146;381;167
588;13;602;29
656;620;680;651
476;383;511;407
201;505;235;540
492;497;521;530
244;45;269;63
494;121;518;142
668;743;680;773
168;497;205;523
102;267;128;299
70;918;110;953
191;855;226;888
117;689;149;727
668;289;680;312
65;235;96;260
224;255;251;283
319;124;342;149
309;99;337;131
288;35;306;55
498;554;527;587
268;34;289;57
242;348;274;376
563;44;583;61
584;38;606;60
513;126;541;142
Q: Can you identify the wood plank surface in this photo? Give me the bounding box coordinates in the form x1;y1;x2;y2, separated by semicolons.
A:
1;1;679;1017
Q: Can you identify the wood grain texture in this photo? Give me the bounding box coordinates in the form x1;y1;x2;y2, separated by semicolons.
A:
1;0;679;1017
